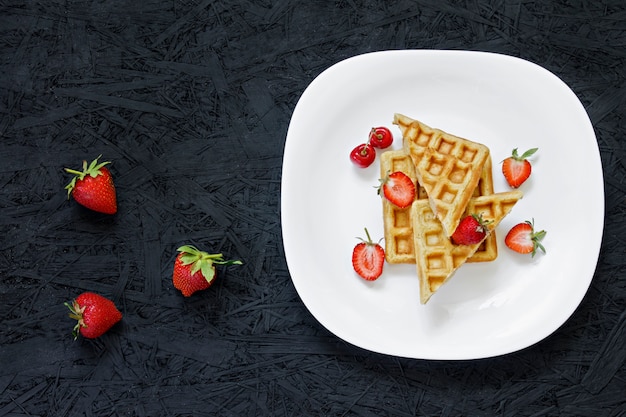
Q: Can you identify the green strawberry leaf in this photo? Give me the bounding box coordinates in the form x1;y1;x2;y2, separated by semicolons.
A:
64;155;111;198
177;244;242;281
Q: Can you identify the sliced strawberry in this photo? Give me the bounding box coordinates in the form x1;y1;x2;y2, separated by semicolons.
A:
501;148;538;188
352;228;385;281
451;213;492;245
377;171;415;209
504;219;547;257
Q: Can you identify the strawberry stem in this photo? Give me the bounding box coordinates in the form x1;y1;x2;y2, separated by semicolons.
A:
65;300;86;340
376;171;390;196
176;245;242;282
356;227;382;246
471;212;492;233
526;218;547;257
512;147;538;161
364;227;373;243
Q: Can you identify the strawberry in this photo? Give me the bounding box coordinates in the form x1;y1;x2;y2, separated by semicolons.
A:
65;292;122;339
451;213;492;245
377;171;415;209
352;228;385;281
501;148;538;188
172;245;242;297
65;155;117;214
504;219;547;257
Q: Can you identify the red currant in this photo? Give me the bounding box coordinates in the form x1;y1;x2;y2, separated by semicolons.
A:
368;127;393;149
350;143;376;168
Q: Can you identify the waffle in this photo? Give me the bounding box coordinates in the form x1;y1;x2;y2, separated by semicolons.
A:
381;150;497;264
380;150;420;264
394;113;491;237
412;190;523;304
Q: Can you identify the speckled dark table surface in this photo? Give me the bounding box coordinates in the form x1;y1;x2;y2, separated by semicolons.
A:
1;1;625;416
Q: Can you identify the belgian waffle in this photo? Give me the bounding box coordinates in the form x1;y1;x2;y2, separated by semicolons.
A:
411;190;523;304
381;150;497;264
380;150;420;264
394;113;491;237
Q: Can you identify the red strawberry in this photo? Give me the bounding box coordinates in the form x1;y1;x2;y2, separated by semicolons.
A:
451;213;492;245
172;245;242;297
501;148;538;188
352;228;385;281
65;155;117;214
377;171;415;209
65;292;122;339
504;219;547;257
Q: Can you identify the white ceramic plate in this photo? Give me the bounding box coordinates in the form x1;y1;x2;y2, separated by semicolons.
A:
281;50;604;360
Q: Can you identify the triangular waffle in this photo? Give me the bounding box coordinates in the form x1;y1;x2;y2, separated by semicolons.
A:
381;150;498;264
394;113;491;237
412;190;523;304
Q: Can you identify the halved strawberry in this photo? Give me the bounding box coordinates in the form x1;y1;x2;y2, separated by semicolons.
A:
377;171;415;209
504;219;547;257
501;148;538;188
451;213;492;245
352;228;385;281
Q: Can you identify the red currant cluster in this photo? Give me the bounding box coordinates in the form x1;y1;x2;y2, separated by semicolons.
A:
349;126;393;168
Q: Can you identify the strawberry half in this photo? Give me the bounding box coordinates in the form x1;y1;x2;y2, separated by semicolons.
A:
65;292;122;339
501;148;538;188
377;171;416;209
451;213;492;245
352;228;385;281
65;155;117;214
172;245;242;297
504;219;547;257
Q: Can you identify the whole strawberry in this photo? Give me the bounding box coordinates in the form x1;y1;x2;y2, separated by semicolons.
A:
65;155;117;214
502;148;538;188
172;245;242;297
451;213;492;245
65;292;122;339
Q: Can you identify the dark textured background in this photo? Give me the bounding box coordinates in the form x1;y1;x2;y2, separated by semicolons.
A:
1;1;625;416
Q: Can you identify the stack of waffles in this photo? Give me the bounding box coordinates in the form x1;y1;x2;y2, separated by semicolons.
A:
381;114;523;304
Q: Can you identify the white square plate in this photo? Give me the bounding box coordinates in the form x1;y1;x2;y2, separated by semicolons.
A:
281;50;604;360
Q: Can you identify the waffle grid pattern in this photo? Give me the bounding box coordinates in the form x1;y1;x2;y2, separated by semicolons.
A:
412;191;523;304
381;150;497;264
394;113;490;236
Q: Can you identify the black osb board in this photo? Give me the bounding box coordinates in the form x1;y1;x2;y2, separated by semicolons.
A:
1;1;625;416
